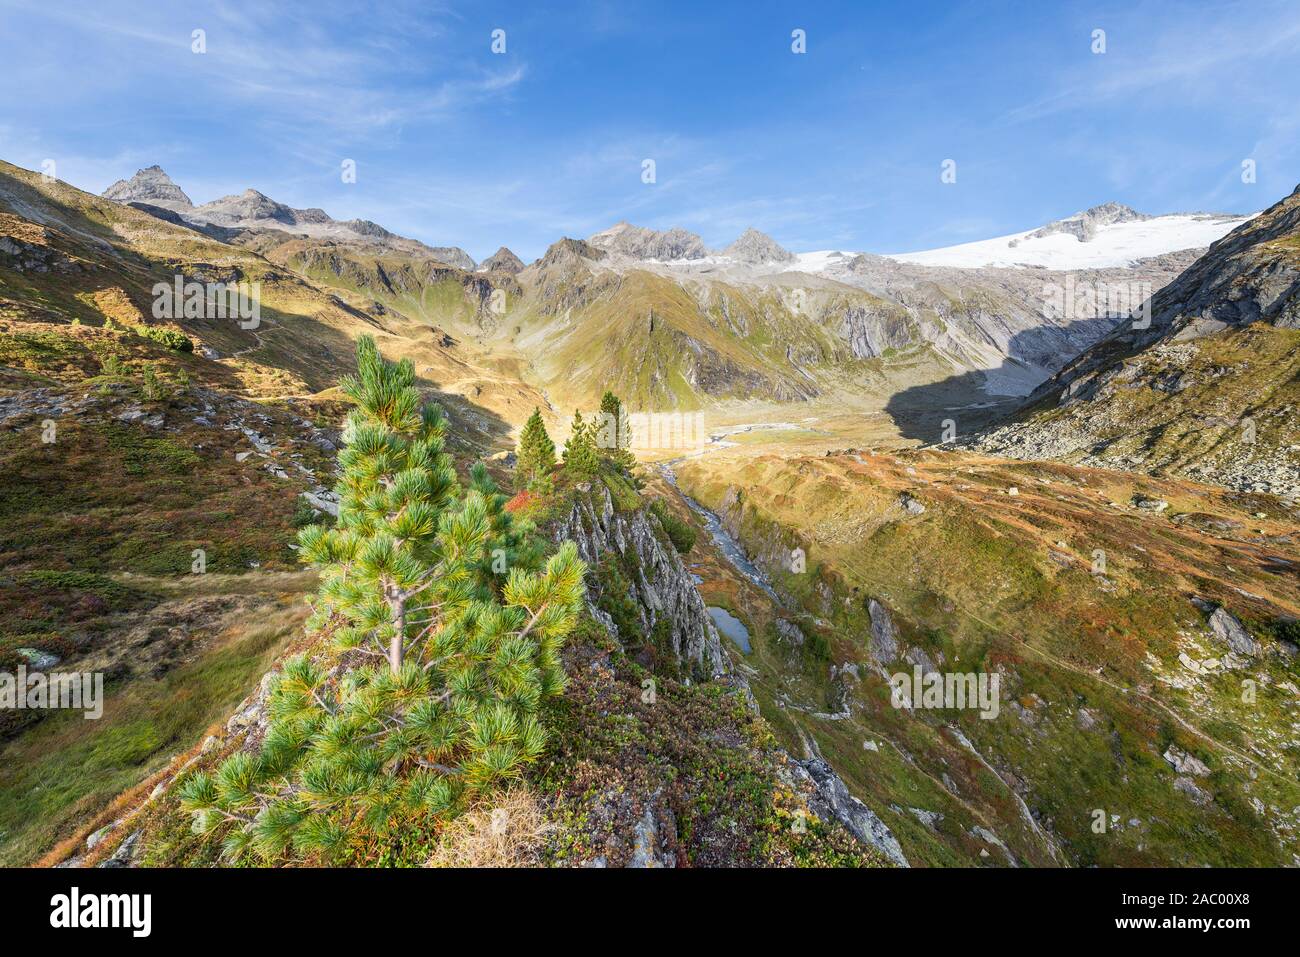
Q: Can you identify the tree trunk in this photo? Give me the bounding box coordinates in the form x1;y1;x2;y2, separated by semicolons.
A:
389;597;405;674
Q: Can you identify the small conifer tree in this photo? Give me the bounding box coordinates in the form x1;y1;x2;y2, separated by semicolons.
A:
180;336;585;862
515;407;556;491
562;410;600;479
596;390;635;472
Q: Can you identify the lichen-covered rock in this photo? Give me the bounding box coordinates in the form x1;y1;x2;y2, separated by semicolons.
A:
1163;745;1211;777
556;484;726;679
1209;606;1259;657
794;757;909;867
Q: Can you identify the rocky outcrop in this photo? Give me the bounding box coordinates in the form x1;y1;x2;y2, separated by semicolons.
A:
1209;606;1259;657
556;484;726;679
1025;202;1149;243
868;599;901;663
794;757;909;867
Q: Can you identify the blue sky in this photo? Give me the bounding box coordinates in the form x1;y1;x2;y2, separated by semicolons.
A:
2;0;1298;261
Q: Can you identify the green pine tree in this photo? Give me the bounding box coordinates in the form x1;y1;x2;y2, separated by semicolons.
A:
597;390;635;471
515;407;556;491
562;410;600;479
180;336;585;862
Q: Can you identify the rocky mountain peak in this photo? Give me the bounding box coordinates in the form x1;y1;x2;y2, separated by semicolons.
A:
1028;202;1151;243
722;227;796;264
587;222;708;261
102;165;193;210
480;246;525;274
535;237;607;271
194;189;298;225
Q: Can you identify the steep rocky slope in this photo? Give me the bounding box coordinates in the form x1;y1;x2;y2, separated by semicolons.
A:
966;184;1300;497
675;445;1300;866
102;165;194;212
479;246;525;275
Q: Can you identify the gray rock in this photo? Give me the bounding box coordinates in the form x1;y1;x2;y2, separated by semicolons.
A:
556;485;726;679
868;599;901;663
627;805;676;868
587;222;709;261
98;830;142;868
299;490;339;517
85;823;116;851
102;165;194;210
15;648;60;670
1173;776;1212;805
795;757;908;866
908;807;944;830
1132;494;1170;512
1163;744;1211;777
774;619;805;646
1209;606;1259;657
970;825;1019;866
721;228;796;265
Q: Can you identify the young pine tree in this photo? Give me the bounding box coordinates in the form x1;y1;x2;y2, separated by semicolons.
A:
596;390;636;472
179;336;585;862
562;410;600;479
515;407;556;491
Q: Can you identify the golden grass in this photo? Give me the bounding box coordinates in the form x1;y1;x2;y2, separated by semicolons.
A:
426;789;552;868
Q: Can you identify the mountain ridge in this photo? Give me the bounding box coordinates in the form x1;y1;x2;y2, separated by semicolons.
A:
100;165;477;270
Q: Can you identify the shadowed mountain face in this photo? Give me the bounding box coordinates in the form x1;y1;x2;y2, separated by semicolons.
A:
965;184;1300;498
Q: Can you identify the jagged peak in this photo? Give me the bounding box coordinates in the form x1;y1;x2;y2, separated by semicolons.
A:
102;165;193;209
479;246;525;274
587;222;708;261
535;237;607;270
722;226;795;264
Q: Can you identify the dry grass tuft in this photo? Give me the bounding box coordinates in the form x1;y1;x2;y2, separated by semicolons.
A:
427;789;552;868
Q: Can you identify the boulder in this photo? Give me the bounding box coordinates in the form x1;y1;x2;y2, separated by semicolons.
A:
1209;606;1258;657
1163;744;1210;777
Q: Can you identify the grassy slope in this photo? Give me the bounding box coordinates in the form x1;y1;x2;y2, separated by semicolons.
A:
675;448;1300;866
509;262;938;413
1007;324;1300;482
